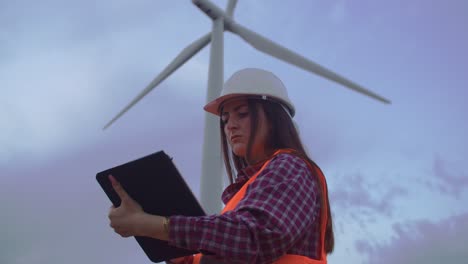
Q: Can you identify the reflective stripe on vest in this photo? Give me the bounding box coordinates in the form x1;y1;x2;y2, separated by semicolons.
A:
193;149;328;264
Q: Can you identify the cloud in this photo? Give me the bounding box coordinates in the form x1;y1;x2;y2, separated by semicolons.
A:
0;109;205;264
0;0;210;165
1;45;118;164
423;154;468;199
331;172;408;217
356;212;468;264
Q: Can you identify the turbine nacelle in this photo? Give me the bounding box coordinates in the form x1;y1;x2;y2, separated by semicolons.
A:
192;0;228;21
192;0;240;30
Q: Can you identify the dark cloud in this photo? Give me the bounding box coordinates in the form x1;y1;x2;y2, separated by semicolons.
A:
0;103;205;263
331;172;408;217
356;212;468;264
423;154;468;199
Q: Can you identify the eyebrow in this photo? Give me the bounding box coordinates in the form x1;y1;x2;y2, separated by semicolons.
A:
221;103;248;115
234;104;248;111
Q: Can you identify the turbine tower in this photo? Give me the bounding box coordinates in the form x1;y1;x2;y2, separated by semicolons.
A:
103;0;390;214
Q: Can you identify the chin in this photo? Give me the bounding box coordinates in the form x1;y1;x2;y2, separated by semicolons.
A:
232;145;246;158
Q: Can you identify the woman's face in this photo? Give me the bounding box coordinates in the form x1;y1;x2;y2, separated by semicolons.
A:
221;99;270;163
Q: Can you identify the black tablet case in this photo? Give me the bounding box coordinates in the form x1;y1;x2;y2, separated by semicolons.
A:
96;151;206;263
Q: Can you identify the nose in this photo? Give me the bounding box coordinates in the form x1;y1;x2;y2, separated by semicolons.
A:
225;117;238;132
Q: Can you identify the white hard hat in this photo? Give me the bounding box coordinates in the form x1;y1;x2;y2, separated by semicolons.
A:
204;68;295;117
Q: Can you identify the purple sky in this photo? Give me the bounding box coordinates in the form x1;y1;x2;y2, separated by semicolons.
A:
2;0;468;263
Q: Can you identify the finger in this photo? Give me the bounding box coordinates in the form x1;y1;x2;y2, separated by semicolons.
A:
108;208;117;220
109;205;115;214
121;232;131;238
114;227;130;237
109;175;129;201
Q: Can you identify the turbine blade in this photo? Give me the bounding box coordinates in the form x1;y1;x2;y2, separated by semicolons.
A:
226;0;238;18
228;23;391;104
103;33;212;129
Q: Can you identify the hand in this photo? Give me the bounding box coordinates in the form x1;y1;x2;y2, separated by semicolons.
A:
169;256;193;264
108;175;145;237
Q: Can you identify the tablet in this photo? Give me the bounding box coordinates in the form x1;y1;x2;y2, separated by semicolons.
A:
96;150;206;263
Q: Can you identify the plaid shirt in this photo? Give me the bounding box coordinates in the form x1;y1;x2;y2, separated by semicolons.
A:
168;153;322;264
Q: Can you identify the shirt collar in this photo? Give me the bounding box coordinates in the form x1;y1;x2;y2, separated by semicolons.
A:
237;159;268;182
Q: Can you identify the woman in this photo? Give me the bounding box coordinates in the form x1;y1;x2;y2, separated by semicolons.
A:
108;68;334;263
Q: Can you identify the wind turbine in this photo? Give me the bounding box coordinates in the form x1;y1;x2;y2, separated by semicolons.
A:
103;0;391;214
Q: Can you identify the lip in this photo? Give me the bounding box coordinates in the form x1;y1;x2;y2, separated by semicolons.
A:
230;135;241;142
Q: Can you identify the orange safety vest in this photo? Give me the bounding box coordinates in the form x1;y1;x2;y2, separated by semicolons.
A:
192;149;328;264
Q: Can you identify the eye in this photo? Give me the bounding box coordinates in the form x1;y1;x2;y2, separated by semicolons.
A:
238;112;249;118
221;115;228;124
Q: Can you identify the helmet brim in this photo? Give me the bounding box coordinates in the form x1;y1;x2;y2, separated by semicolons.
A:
203;93;295;117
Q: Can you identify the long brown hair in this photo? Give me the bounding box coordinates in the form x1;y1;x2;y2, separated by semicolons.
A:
220;98;335;254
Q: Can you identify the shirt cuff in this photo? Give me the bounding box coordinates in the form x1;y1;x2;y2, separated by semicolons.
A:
168;215;215;251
